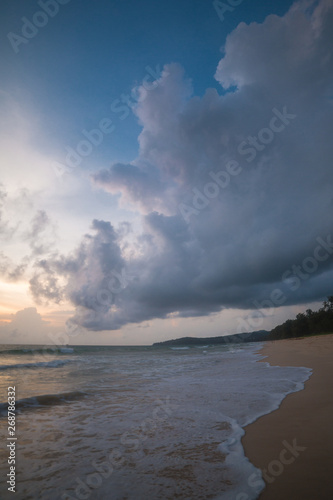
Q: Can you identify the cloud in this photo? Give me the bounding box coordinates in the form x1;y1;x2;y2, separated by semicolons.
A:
29;219;127;319
0;307;50;343
0;252;28;282
0;183;19;240
30;0;333;330
92;64;193;215
25;210;57;256
0;194;58;283
92;162;168;214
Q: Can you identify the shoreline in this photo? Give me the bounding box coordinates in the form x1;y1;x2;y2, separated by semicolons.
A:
242;334;333;500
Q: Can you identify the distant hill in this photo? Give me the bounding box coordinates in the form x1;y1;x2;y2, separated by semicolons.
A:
153;297;333;347
153;330;269;347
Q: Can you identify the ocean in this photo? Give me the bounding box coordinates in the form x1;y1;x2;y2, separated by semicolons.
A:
0;343;311;500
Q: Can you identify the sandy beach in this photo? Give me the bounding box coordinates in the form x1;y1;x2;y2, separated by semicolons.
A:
242;333;333;500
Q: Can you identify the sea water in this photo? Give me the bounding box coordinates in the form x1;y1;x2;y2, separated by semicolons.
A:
0;343;311;500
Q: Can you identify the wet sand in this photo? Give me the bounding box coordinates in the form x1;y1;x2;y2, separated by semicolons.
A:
242;333;333;499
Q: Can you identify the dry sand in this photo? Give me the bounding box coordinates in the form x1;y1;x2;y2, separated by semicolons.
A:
242;333;333;500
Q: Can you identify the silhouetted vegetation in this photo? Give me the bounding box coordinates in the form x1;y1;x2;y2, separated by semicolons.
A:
268;297;333;340
153;298;333;347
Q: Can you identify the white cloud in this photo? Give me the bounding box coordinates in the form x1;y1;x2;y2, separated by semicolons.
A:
0;307;50;344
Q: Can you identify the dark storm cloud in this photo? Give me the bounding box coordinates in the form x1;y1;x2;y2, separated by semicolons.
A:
29;219;126;311
33;0;333;330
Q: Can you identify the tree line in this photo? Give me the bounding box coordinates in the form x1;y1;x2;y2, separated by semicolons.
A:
268;296;333;340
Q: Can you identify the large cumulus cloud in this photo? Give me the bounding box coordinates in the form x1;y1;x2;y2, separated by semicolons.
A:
34;0;333;330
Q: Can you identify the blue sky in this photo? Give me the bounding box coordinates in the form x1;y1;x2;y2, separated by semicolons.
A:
1;0;332;345
2;0;294;165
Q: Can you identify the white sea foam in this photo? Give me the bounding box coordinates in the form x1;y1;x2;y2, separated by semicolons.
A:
0;343;311;500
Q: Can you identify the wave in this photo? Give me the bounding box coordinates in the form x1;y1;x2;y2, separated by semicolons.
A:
0;391;87;417
59;347;74;353
0;360;71;371
169;346;190;350
0;346;75;356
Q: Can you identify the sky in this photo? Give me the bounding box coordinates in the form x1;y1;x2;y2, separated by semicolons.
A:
0;0;332;345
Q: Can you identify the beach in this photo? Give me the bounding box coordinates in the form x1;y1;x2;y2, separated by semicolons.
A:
0;343;312;500
242;333;333;500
